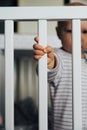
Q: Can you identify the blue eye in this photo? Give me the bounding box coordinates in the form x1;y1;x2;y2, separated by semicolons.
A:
64;29;72;33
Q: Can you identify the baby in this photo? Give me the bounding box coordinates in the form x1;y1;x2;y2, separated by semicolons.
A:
33;2;87;130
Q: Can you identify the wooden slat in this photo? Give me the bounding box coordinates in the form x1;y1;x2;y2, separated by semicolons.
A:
38;20;48;130
72;20;82;130
5;20;14;130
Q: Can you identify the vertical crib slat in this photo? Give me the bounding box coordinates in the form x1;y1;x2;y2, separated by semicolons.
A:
5;20;14;130
72;20;82;130
38;20;48;130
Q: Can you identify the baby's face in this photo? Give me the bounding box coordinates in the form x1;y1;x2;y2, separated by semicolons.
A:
60;20;87;58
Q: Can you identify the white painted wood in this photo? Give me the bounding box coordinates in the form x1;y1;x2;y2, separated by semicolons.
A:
38;20;48;130
5;21;14;130
0;7;87;20
72;20;82;130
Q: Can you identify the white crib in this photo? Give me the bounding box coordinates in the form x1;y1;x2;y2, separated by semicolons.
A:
0;6;87;130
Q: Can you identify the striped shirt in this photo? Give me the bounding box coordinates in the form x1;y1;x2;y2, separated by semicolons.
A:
48;48;87;130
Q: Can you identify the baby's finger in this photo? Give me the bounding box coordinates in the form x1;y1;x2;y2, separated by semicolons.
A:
45;46;54;59
34;36;39;43
33;44;45;52
47;57;55;69
45;46;54;53
47;51;54;59
47;58;51;65
33;50;45;55
33;55;42;60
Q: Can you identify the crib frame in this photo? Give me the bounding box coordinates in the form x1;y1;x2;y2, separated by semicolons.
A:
0;6;86;130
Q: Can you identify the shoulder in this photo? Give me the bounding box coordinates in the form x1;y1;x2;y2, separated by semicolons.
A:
54;48;72;70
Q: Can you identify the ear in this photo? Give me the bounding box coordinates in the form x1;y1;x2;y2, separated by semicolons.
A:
55;26;61;40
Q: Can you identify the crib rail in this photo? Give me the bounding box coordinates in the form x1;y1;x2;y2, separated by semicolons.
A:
0;6;87;20
0;6;86;130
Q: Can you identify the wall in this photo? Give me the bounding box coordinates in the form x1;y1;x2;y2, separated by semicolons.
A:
18;0;64;35
70;0;87;4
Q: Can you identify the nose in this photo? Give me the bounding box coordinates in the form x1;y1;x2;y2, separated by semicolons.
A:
81;42;83;48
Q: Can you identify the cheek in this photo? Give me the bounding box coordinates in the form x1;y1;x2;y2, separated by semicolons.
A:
61;34;72;47
64;36;72;45
62;42;72;52
83;44;87;50
82;37;87;49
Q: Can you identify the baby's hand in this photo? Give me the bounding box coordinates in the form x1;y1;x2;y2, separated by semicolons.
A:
33;37;56;69
33;37;46;60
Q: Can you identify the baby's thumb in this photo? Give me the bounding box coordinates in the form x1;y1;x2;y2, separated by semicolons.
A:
34;36;39;43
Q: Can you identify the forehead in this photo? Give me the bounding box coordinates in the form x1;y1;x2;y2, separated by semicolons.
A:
81;20;87;30
57;20;87;31
59;20;87;28
64;20;87;24
81;20;87;24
